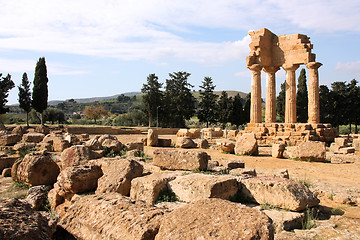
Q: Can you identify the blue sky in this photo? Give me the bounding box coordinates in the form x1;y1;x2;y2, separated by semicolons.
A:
1;0;360;105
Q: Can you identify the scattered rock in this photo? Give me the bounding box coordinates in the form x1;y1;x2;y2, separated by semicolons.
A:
2;167;11;177
53;138;70;152
256;169;290;179
218;159;245;169
339;147;355;154
0;134;22;146
12;125;25;136
207;160;219;171
230;168;257;176
102;138;123;153
97;134;118;145
85;138;102;150
147;129;158;146
25;185;51;210
175;137;197;148
60;145;99;169
235;133;258;155
35;125;50;135
325;152;360;164
153;149;209;171
157;138;172;147
125;141;144;151
193;139;209;149
13;142;36;151
168;173;238;202
217;139;236;153
155;198;274;240
0;156;17;173
272;143;285;158
262;208;304;232
334;137;348;146
22;133;45;143
297;141;326;162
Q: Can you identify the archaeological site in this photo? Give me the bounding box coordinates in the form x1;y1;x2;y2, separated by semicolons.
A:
0;29;359;240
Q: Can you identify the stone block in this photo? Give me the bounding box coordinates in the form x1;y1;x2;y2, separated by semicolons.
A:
157;138;172;147
272;143;285;158
297;141;326;162
0;134;22;146
216;139;235;153
218;159;245;169
22;133;45;143
335;137;348;146
234;133;258;156
339;147;355;154
354;139;360;151
175;137;197;148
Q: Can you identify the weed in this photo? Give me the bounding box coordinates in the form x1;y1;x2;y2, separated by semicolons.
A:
156;188;178;203
260;203;277;210
139;151;152;162
5;148;16;155
182;172;190;176
331;206;345;215
219;168;230;175
297;174;312;188
327;192;334;200
13;182;30;189
18;148;35;159
302;207;317;230
103;147;122;158
191;168;212;174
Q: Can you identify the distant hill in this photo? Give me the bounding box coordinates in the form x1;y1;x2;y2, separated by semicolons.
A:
192;90;249;100
48;92;142;105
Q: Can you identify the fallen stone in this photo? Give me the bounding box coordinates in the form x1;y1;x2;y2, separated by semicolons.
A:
334;137;348;146
284;146;300;160
13;142;36;151
193;139;209;149
60;193;165;240
12;152;60;186
175;137;197;148
11;125;24;136
102;138;123;153
25;185;51;210
35;125;50;135
230;168;257;176
325;152;360;164
36;142;53;151
207;160;219;171
256;169;290;179
155;198;274;240
168;173;238;202
60;145;100;169
53;138;70;152
262;208;304;232
218;159;245;169
98;134;118;145
339;147;355;154
64;133;80;145
216;139;235;153
235;133;258;156
0;156;17;173
0;134;22;146
353;138;360;151
22;132;45;143
153;149;209;171
2;167;11;177
157;138;172;147
130;172;180;205
240;176;319;211
95;158;143;195
0;198;53;240
85;138;102;150
125;141;144;151
329;143;342;152
272;143;285;158
147;129;158;146
126;149;142;158
297;141;326;162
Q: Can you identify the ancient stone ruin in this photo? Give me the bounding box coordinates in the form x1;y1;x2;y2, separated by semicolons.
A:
245;28;337;144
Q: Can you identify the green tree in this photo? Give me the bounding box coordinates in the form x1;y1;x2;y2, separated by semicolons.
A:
319;85;332;124
198;77;218;127
18;72;32;127
217;91;232;128
141;74;163;127
83;105;109;124
231;93;244;127
296;69;308;123
346;79;360;133
243;93;251;123
276;81;286;122
32;57;49;125
330;81;347;127
44;108;66;124
163;71;196;127
0;73;15;115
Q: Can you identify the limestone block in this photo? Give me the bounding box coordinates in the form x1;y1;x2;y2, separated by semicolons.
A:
193;139;209;149
256;169;289;179
297;141;326;162
218;159;245;169
147;129;158;146
0;156;17;173
354;139;360;151
206;160;219;171
22;133;45;143
329;143;342;152
153;149;209;171
155;198;274;240
130;172;180;205
325;152;360;164
53;138;70;152
339;147;355;154
0;134;22;146
230;168;257;176
175;137;197;148
234;133;258;156
125;141;144;151
168;173;238;202
13;142;36;151
262;209;304;232
272;143;285;158
2;167;11;177
216;139;235;153
240;177;319;211
157;138;172;147
335;137;348;146
176;129;191;137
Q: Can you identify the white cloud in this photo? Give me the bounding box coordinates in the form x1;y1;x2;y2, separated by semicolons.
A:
335;61;360;73
0;58;36;73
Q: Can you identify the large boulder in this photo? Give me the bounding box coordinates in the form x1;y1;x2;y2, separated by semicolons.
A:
12;152;60;186
147;129;158;146
125;141;144;151
0;198;53;240
102;138;123;153
153;149;209;171
297;141;326;162
235;133;258;155
22;133;45;143
25;185;51;210
85;138;102;150
0;156;17;173
155;198;274;240
60;193;165;240
168;173;238;202
240;176;319;211
0;134;22;146
98;134;118;145
175;137;197;148
12;125;25;136
216;139;236;153
60;145;100;169
130;172;180;205
95;158;143;195
193;139;209;149
13;142;36;151
272;143;285;158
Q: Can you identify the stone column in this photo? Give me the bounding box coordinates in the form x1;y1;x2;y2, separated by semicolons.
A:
263;66;280;123
248;64;263;123
283;64;299;123
306;62;322;123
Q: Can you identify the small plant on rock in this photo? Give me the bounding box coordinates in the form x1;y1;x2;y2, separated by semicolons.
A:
302;207;317;230
156;188;178;203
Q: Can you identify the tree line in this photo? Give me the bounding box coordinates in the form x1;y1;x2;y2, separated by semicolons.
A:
141;72;250;128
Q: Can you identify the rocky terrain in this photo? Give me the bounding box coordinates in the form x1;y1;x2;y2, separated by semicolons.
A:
0;125;359;239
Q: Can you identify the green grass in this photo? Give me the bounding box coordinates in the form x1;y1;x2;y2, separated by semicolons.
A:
331;206;345;215
156;188;178;203
302;207;317;230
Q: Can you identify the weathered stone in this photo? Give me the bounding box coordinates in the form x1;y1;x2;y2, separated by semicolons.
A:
217;139;236;153
207;160;219;171
284;146;299;159
168;173;238;202
59;193;165;240
147;129;158;146
97;134;118;144
175;137;197;148
102;138;123;153
0;198;53;240
35;125;50;135
218;159;245;169
13;142;36;151
297;141;326;162
235;133;258;155
85;138;102;150
340;147;355;154
126;149;142;158
125;141;144;151
22;132;45;143
64;133;80;145
25;185;51;210
0;134;21;146
77;133;90;141
11;125;24;136
256;169;290;179
36;142;53;151
2;167;11;177
155;198;274;240
153;149;209;171
53;138;70;152
325;152;360;164
157;138;172;147
60;145;99;169
193;139;209;149
241;176;319;211
335;137;348;146
0;156;17;173
272;143;285;158
230;168;257;176
96;158;143;195
262;209;304;232
130;172;179;205
12;152;60;186
353;138;360;151
176;129;191;137
329;143;342;152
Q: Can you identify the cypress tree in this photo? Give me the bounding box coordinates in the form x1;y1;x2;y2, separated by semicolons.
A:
141;74;163;127
296;68;308;123
18;72;32;127
276;81;286;122
0;73;15;115
198;77;218;127
231;93;244;127
217;91;232;128
243;93;251;123
32;57;48;125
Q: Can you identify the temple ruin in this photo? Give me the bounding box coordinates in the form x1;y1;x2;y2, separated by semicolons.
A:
244;28;337;144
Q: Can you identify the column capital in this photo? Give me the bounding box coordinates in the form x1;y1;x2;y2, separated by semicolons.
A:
263;66;280;74
306;62;322;69
282;64;299;71
248;64;262;72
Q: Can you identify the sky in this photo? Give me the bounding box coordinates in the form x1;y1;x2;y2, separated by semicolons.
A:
1;0;360;105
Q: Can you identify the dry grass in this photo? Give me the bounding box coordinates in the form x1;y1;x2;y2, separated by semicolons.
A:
0;176;29;200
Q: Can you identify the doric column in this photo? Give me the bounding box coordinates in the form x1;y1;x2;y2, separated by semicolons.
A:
306;62;322;123
283;64;299;123
263;66;280;123
248;64;263;123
